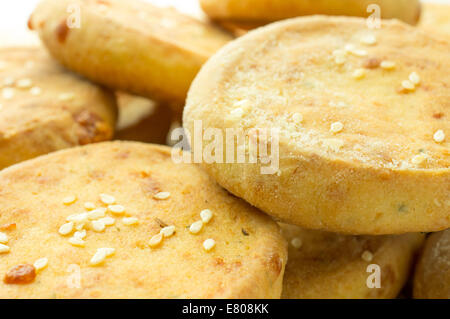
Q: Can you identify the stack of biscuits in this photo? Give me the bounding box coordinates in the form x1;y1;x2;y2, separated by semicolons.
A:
0;0;448;299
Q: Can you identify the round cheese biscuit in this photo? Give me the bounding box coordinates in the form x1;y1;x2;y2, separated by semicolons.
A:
0;142;286;298
0;47;116;170
184;16;450;234
200;0;421;25
413;229;450;299
29;0;233;107
281;224;424;298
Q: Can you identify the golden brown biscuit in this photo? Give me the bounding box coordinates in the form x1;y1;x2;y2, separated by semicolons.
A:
29;0;233;107
419;3;450;39
281;224;424;298
115;93;173;145
0;141;286;298
184;16;450;235
200;0;421;25
0;47;116;170
413;229;450;299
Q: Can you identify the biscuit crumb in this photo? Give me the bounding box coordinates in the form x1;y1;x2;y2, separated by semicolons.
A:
4;264;36;284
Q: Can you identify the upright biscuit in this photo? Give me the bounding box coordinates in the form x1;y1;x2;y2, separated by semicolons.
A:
29;0;233;107
413;229;450;299
0;142;286;298
201;0;421;25
0;47;116;170
281;224;424;299
184;16;450;234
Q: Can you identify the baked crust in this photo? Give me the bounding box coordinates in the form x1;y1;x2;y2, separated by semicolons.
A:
29;0;232;107
184;16;450;234
0;47;116;170
0;141;286;298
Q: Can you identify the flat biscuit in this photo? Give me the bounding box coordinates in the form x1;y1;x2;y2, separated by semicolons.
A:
200;0;421;25
413;229;450;299
115;93;173;145
0;47;116;170
0;142;286;298
29;0;233;107
419;3;450;39
281;224;424;298
184;16;450;234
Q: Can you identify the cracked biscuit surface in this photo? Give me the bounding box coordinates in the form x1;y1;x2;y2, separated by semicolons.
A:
29;0;233;107
281;224;424;299
0;141;286;298
0;47;116;170
184;16;450;234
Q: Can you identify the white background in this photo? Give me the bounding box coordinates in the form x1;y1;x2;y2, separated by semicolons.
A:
0;0;448;46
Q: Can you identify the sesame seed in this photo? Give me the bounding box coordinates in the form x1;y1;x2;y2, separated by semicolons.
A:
332;49;346;57
352;68;366;79
87;208;106;220
149;233;163;247
108;204;125;214
98;217;115;226
160;225;175;237
30;87;42;95
409;72;420;85
200;209;213;224
353;49;368;57
90;248;115;266
189;221;203;234
100;193;115;205
230;107;244;119
0;232;8;244
92;220;106;232
62;195;77;205
344;44;356;53
0;244;10;254
330;122;344;134
433;130;445;143
0;60;5;70
122;217;139;225
58;222;74;235
380;61;396;70
154;192;170;200
16;78;33;89
291;113;303;124
84;202;95;210
75;223;85;231
203;239;216;251
361;250;373;262
73;229;86;239
360;34;377;45
68;236;85;247
2;88;14;99
58;92;75;101
411;154;428;165
334;55;346;65
291;237;302;249
401;80;415;91
66;213;88;224
33;258;48;271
